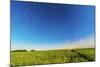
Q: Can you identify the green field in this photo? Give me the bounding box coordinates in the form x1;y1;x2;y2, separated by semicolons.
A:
11;48;95;67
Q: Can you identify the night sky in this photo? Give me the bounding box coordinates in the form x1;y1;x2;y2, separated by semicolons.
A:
11;1;95;50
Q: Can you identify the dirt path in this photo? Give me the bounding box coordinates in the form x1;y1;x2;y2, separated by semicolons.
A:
71;50;94;61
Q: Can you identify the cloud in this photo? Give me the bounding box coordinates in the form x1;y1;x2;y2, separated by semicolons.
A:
63;36;95;49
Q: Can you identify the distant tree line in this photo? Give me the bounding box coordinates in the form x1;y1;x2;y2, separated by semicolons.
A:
11;50;36;52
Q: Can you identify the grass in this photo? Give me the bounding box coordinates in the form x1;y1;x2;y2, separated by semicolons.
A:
11;48;95;67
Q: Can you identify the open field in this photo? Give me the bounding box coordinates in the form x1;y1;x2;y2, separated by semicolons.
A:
11;48;95;67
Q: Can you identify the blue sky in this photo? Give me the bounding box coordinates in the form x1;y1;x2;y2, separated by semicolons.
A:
11;1;95;50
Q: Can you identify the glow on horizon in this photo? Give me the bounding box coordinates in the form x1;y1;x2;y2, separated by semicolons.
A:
11;36;95;50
